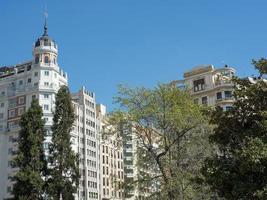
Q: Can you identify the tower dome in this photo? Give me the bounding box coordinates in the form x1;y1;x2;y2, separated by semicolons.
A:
34;19;57;49
33;17;58;67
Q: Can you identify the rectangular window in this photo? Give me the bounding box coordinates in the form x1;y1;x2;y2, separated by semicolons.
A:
34;72;38;77
201;96;208;106
18;80;23;85
18;97;25;105
44;94;49;99
216;92;222;100
8;110;15;118
225;91;232;99
18;107;24;116
225;106;232;111
193;79;205;92
44;71;49;76
43;104;49;111
44;82;49;86
0;102;4;107
27;78;31;83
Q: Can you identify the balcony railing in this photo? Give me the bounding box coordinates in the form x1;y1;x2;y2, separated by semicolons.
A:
216;96;234;103
215;79;233;86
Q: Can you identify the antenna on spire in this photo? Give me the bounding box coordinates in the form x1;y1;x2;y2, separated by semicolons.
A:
43;0;48;36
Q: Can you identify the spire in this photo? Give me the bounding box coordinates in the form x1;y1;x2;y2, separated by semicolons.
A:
43;11;48;36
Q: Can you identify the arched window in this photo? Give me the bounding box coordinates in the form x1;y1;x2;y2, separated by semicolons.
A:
35;55;39;64
44;56;49;64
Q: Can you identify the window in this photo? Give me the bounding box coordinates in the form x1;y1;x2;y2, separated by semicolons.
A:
0;113;4;119
0;102;4;107
225;91;232;99
34;71;38;77
7;186;12;193
18;80;23;85
201;96;208;106
45;56;49;63
35;55;39;64
44;71;49;76
32;95;36;99
27;78;31;83
44;117;49;122
43;143;49;149
43;104;49;111
193;79;205;92
18;107;24;116
44;94;49;99
44;82;49;86
226;106;232;111
34;82;38;87
18;97;25;105
216;92;222;100
44;39;49;46
8;110;15;118
8;148;13;155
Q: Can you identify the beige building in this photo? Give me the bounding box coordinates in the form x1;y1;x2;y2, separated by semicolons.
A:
175;65;236;109
96;104;124;200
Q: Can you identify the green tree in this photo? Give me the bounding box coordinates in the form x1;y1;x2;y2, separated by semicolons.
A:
13;98;47;200
202;59;267;199
47;86;79;200
108;84;213;199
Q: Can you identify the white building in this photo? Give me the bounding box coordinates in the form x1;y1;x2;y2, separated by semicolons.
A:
0;22;101;200
72;87;100;200
122;124;159;200
96;104;124;200
0;22;68;200
174;65;236;109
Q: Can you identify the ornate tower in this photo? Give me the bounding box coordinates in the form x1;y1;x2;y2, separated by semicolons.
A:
33;18;59;69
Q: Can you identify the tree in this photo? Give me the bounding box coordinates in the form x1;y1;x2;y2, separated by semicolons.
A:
108;84;213;199
13;98;47;200
202;59;267;199
252;58;267;76
47;86;79;200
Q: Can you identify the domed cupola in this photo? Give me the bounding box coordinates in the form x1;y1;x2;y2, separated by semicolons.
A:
34;19;57;49
33;17;58;66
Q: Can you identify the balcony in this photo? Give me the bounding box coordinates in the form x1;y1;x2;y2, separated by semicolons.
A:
215;96;234;103
215;79;233;87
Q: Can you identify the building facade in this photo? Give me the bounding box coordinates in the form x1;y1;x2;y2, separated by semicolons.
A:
96;104;124;200
0;23;68;199
175;65;236;109
0;23;101;200
72;87;100;200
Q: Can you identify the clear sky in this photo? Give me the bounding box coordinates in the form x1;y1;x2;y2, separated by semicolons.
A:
1;0;267;111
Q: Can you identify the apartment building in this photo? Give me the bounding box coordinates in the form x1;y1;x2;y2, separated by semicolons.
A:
71;87;100;200
122;124;160;200
0;22;68;199
175;65;236;109
96;104;124;200
0;22;101;200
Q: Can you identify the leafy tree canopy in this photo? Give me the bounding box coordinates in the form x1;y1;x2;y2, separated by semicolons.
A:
202;58;267;200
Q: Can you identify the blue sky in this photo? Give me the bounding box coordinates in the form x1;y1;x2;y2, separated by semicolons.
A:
1;0;267;111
